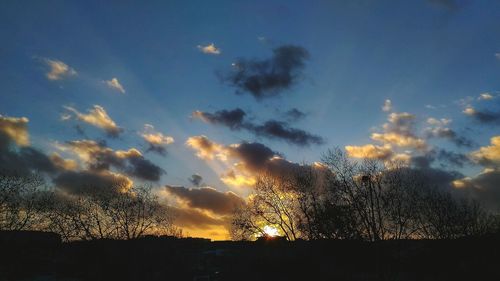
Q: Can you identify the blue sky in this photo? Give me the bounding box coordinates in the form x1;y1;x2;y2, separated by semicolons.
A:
1;0;499;238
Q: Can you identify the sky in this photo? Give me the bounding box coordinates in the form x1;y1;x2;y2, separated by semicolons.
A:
0;0;499;239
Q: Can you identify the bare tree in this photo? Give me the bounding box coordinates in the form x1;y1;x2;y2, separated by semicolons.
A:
0;173;45;231
38;184;176;241
230;173;301;241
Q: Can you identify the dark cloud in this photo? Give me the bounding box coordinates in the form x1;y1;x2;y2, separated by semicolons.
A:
410;149;471;169
74;124;87;137
0;119;59;176
435;149;472;168
469;110;500;125
248;120;325;146
453;170;500;211
193;108;324;147
226;142;321;182
220;45;309;99
284;108;307;122
64;140;164;181
403;166;463;191
0;114;157;197
188;174;203;187
0;145;58;177
166;185;244;215
126;157;165;181
146;145;167;156
194;108;246;129
228;142;278;170
53;170;132;196
171;206;227;229
425;127;474;148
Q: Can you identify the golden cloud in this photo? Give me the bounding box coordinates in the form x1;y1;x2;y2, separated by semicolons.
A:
0;115;30;146
371;132;427;150
186;135;226;160
470;136;500;167
44;59;77;80
141;124;174;146
63;105;123;137
345;144;393;160
197;43;221;55
104;77;126;93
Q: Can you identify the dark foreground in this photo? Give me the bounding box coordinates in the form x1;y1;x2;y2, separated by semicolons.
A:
1;231;499;281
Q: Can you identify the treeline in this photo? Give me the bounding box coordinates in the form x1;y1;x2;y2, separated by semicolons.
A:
2;148;500;243
231;149;500;241
0;173;179;241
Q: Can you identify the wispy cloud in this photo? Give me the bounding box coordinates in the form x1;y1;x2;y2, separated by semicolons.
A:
63;105;123;138
43;58;77;80
197;43;221;55
140;124;174;155
104;77;126;94
382;99;392;112
192;108;324;147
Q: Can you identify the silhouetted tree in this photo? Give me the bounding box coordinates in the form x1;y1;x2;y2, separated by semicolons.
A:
37;184;176;241
231;147;499;241
0;173;45;231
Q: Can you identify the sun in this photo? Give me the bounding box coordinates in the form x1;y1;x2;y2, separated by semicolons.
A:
262;225;280;237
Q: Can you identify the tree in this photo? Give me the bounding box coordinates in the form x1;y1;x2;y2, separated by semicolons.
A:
0;173;44;231
231;173;301;241
39;185;176;241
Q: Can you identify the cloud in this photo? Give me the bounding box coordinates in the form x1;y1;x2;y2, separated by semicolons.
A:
192;108;246;130
170;206;227;230
248;121;325;146
371;132;427;150
0;113;141;197
426;117;451;126
185;135;226;160
59;139;165;181
0;115;30;146
453;169;500;211
197;43;221;55
53;170;133;195
479;93;494;101
495;53;500;60
220;45;309;99
43;59;77;80
424;118;474;148
470;136;500;168
382;99;392;112
462;99;500;124
371;112;427;150
165;185;244;215
104;78;126;94
345;144;393;160
283;108;307;122
49;153;78;171
186;136;321;188
193;108;324;147
465;108;500;124
0;114;66;177
63;105;123;138
188;174;203;187
411;149;471;169
140;124;174;155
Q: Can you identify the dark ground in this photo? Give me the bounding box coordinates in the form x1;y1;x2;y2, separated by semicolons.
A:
1;231;499;281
